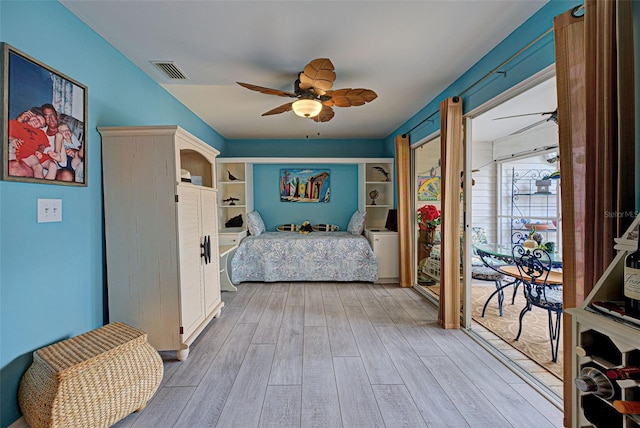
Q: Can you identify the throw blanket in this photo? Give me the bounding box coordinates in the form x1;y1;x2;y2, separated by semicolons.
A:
231;232;378;283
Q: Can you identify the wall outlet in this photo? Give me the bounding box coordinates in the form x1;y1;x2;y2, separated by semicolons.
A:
37;199;62;223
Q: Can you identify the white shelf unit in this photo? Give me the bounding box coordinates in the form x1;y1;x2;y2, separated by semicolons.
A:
217;158;394;232
567;215;640;428
503;167;561;248
216;160;253;234
360;160;394;230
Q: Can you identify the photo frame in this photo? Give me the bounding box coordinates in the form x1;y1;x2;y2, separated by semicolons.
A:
1;43;87;186
280;168;330;203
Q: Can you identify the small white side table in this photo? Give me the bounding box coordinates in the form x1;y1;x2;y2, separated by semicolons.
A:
218;228;247;291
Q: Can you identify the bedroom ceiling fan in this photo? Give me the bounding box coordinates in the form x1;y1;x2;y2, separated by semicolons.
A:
493;109;558;135
237;58;377;122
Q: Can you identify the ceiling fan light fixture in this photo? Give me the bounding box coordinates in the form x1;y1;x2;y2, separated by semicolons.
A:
292;99;322;118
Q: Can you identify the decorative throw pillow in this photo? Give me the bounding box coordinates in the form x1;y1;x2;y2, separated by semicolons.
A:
347;211;366;235
277;224;300;232
246;211;266;236
313;224;339;232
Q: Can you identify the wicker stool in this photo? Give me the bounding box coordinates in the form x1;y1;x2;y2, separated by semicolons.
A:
18;322;163;428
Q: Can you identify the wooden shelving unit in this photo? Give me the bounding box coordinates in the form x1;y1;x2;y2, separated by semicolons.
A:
568;215;640;427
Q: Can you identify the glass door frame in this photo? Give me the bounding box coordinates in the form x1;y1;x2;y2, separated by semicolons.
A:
462;65;557;333
410;131;472;328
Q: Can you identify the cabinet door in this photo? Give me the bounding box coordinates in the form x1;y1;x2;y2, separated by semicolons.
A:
200;188;221;314
370;232;399;279
177;185;206;338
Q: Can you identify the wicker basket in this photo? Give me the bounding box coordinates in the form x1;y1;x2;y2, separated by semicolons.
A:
18;322;163;428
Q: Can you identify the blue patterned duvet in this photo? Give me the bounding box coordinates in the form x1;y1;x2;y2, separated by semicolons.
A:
230;232;378;283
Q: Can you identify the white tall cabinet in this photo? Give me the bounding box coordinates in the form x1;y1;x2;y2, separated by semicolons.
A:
100;126;224;361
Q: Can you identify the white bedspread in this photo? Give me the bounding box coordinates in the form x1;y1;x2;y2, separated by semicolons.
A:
231;232;378;283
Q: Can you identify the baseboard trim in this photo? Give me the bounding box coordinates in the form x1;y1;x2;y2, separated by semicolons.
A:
8;417;28;428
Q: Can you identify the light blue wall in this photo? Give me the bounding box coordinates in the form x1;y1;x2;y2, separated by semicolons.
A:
253;164;358;230
0;1;224;425
223;138;390;158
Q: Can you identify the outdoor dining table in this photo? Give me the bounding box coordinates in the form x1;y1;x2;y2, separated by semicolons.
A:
475;243;563;268
498;265;563;285
473;243;562;317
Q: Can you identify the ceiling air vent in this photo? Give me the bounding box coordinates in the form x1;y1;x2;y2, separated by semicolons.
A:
151;61;188;80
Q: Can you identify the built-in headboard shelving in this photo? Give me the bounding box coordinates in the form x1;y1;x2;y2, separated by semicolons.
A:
216;157;395;232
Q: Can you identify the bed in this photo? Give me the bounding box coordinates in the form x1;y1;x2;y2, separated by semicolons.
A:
230;231;378;283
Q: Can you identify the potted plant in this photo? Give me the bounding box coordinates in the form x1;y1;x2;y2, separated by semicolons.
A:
524;226;541;249
417;204;441;247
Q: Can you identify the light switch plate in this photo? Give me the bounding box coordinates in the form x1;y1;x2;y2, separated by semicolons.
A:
37;199;62;223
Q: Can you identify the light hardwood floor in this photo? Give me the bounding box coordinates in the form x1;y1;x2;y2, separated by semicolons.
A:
113;282;564;428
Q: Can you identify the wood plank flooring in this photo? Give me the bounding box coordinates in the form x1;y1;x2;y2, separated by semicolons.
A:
112;282;563;428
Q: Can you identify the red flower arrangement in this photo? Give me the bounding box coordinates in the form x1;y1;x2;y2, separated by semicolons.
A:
417;204;441;230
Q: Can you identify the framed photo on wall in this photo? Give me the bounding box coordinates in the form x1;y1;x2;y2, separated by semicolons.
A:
1;43;87;186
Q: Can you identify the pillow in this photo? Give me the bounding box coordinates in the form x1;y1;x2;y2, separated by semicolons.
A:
313;224;339;232
277;224;300;232
246;211;266;236
346;211;366;235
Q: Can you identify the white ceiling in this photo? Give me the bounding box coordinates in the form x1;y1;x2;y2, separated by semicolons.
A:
60;0;552;141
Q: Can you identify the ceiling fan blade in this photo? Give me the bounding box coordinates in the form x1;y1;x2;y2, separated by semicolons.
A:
262;102;294;116
299;58;336;95
493;110;556;120
326;88;378;108
237;82;297;98
312;105;335;122
510;117;549;135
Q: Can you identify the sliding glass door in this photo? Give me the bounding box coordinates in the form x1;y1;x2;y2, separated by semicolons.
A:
412;137;441;302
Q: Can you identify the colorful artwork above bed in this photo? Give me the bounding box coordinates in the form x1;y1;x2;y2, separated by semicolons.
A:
280;168;330;203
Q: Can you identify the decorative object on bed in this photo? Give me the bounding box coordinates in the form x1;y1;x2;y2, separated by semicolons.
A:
277;224;300;232
313;224;339;232
231;232;378;283
247;211;266;236
300;220;313;234
225;214;243;228
280;169;330;203
347;210;367;235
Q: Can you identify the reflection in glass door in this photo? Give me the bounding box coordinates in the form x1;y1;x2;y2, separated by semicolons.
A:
413;137;441;302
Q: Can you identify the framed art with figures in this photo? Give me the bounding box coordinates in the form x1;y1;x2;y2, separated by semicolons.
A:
1;43;87;186
280;168;330;203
